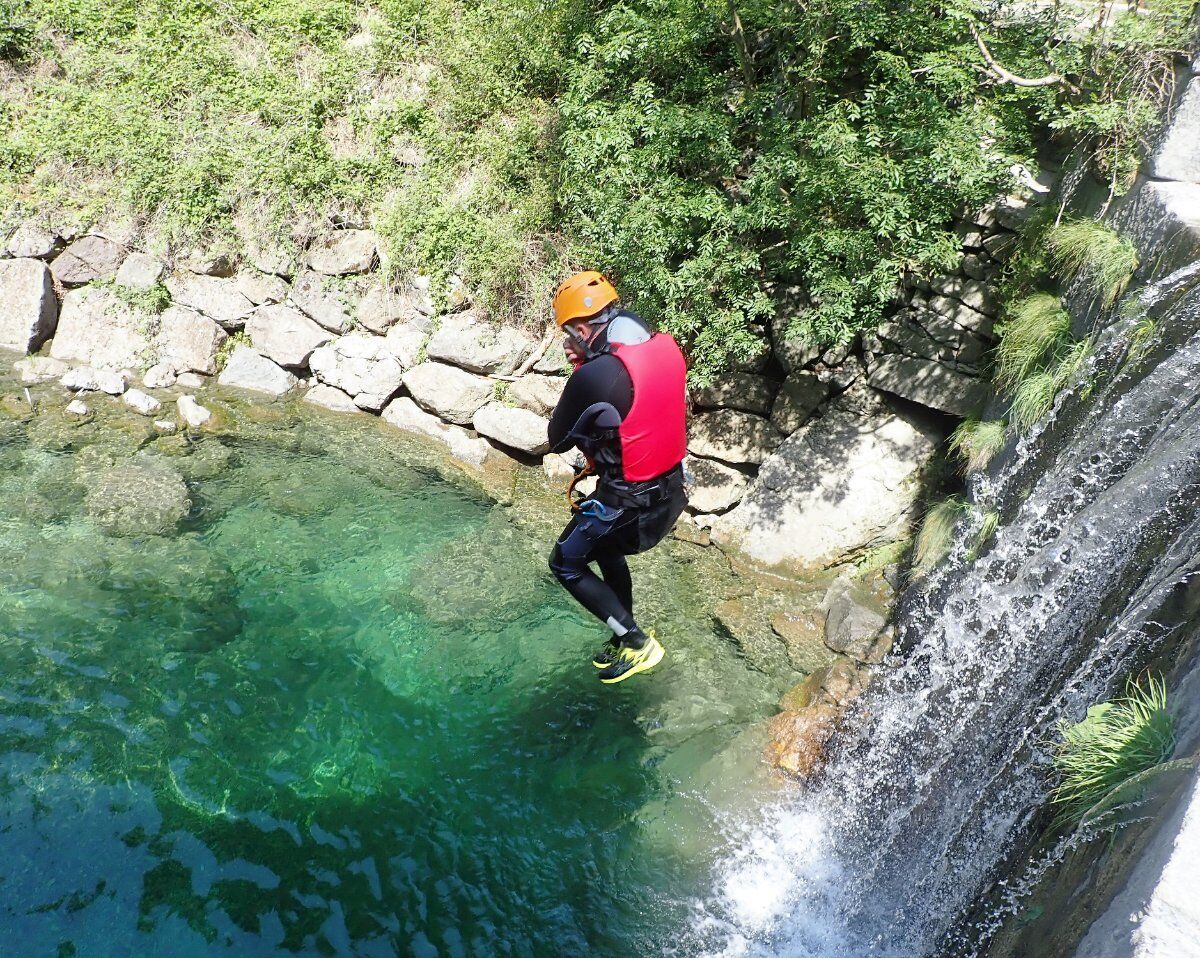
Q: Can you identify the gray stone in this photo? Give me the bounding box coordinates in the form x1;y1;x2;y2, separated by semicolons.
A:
153;420;178;435
50;287;153;370
177;394;213;428
868;354;989;417
246;241;298;278
50;235;125;286
816;356;866;391
217;346;298;396
472;402;550;456
308;334;405;411
14;356;68;384
732;332;772;373
61;366;103;392
304;230;378;275
356;285;419;333
303;383;362;414
961;254;996;281
982;231;1018;261
245;304;333;369
115;252;166;289
533;347;570;376
165;273;255;329
993;195;1032;231
83;464;190;537
143;364;177;388
691;373;777;415
927;295;994;336
288;270;353;333
96;370;129;395
931;276;999;316
0;258;57;353
507;374;565;417
823;576;891;664
1152;75;1200;183
5;222;60;259
1115;180;1200;283
123;388;162;416
425;312;537;375
402;362;494;425
180;249;235;277
235;269;289;305
685;455;749;513
381;396;494;469
156;306;228;374
176;372;207;389
65;399;90;417
383;322;426;369
407;275;436;316
771;372;828;434
688;409;782;466
710;386;942;571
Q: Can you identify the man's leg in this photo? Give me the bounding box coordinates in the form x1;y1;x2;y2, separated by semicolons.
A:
594;548;633;620
549;511;640;635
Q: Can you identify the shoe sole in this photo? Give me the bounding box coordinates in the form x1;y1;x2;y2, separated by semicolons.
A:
592;658;614;668
599;641;665;684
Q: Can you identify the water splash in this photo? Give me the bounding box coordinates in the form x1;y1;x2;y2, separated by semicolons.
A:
694;263;1200;957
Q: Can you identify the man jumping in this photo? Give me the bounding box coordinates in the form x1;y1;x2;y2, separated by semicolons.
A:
546;271;689;684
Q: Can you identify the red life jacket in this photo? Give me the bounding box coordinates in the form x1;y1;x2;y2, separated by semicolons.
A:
609;333;688;482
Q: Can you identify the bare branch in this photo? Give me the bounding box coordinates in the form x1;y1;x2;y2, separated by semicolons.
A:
970;22;1065;88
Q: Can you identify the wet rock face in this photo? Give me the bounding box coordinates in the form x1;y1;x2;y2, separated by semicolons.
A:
83;463;191;536
0;258;58;354
765;703;840;778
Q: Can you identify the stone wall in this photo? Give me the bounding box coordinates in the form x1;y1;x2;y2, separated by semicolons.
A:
0;176;1043;577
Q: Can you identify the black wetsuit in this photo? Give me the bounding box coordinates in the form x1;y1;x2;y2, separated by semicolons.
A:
546;321;687;633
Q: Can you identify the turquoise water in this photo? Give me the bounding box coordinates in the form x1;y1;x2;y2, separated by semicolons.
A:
0;393;782;956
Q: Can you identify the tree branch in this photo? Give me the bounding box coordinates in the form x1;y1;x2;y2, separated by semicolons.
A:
727;0;755;86
970;22;1064;88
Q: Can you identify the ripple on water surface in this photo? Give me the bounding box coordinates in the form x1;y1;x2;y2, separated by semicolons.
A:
0;410;781;956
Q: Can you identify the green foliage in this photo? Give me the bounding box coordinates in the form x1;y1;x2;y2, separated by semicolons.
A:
949;417;1007;472
1047;218;1139;307
1051;675;1175;829
995;294;1072;391
114;282;171;314
913;496;969;579
215;330;252;372
966;508;998;561
0;0;1192;379
1009;370;1059;433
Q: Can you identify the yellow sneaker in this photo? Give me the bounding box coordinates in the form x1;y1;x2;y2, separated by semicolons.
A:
598;633;665;684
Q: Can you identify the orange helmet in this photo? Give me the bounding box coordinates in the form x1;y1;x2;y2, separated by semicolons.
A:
553;270;619;327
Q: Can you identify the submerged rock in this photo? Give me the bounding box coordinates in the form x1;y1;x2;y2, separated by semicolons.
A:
14;356;68;384
83;463;191;536
381;396;494;470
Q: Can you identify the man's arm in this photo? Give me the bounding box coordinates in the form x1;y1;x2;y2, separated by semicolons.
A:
546;355;632;453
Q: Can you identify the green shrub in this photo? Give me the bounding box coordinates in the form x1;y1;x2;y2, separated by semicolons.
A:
996;294;1072;392
950;418;1007;473
1051;675;1175;829
1047;219;1139;307
912;496;968;579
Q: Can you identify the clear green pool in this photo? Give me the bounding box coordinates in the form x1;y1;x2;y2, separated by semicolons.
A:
0;391;783;956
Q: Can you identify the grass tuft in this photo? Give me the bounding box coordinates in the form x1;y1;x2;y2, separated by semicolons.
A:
950;418;1007;473
1051;675;1175;829
1009;370;1059;433
1047;219;1139;308
995;294;1072;392
912;496;968;580
967;508;999;561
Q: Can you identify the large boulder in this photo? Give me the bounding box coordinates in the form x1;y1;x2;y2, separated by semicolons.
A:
234;269;289;306
507;374;565;416
685;455;749;513
765;703;840;778
822;575;892;664
383;322;426;369
156;306;228;374
50;235;125;286
288;270;353;332
771;371;828;434
308;335;405;411
381;396;494;469
472;402;550;455
770;313;822;372
217;346;298;396
83;464;190;537
0;258;57;353
425;312;537;375
688;409;782;465
304;230;378;275
115;252;166;289
357;285;427;334
165;273;255;329
691;373;777;416
303;383;362;414
402;362;494;425
50;287;153;370
867;354;989;418
245;304;333;368
13;356;68;384
711;386;942;571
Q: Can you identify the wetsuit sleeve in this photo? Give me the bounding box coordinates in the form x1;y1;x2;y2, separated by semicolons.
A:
547;356;633;454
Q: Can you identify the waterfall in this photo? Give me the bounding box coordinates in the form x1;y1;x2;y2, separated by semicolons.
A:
688;259;1200;957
